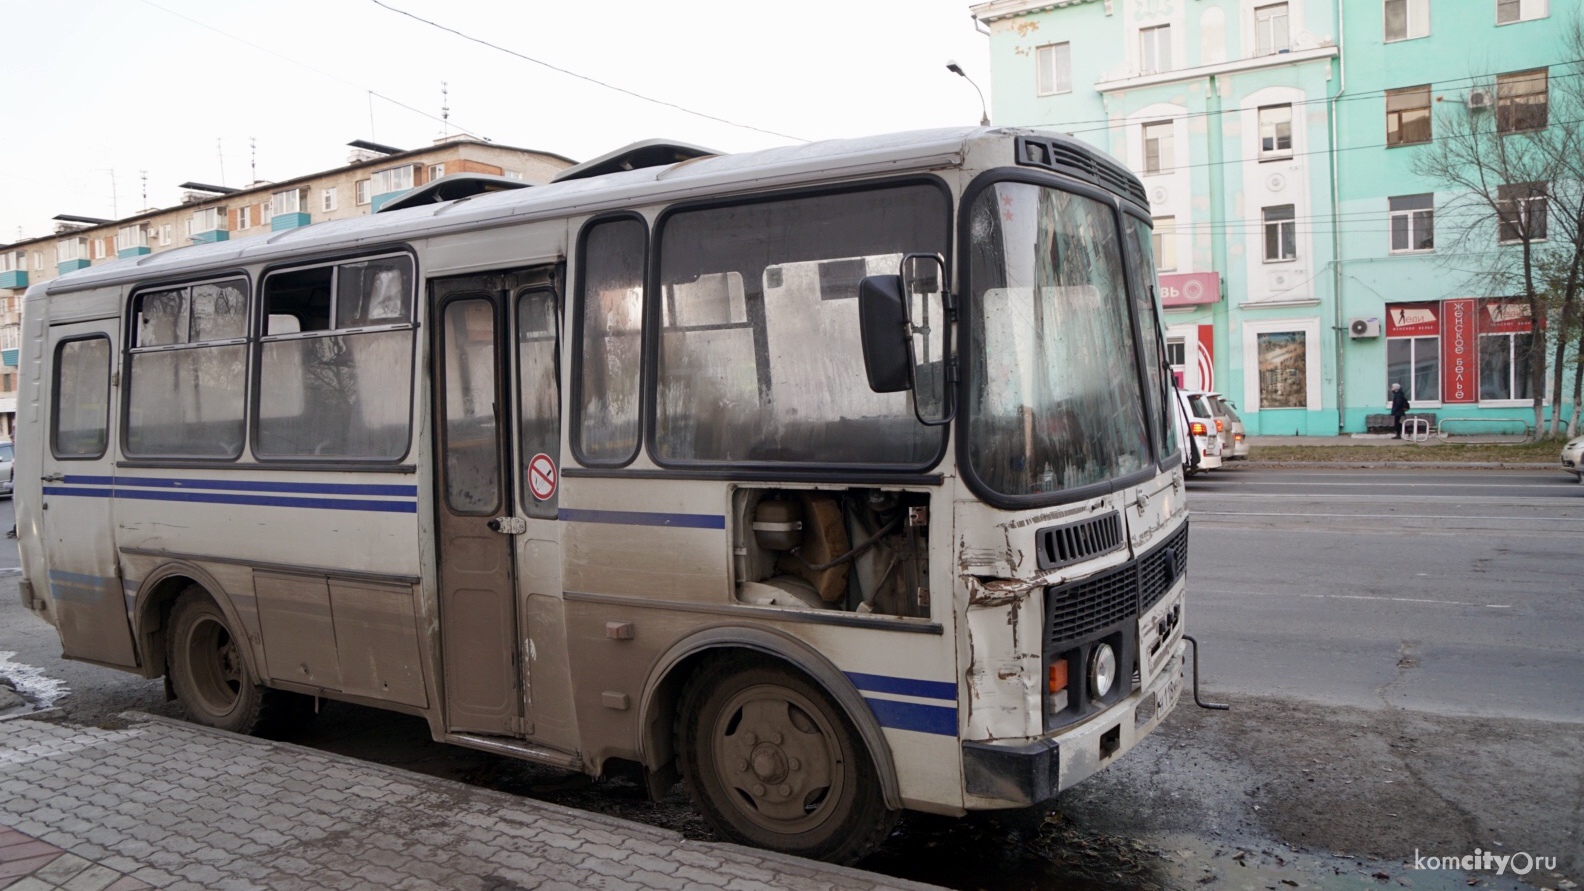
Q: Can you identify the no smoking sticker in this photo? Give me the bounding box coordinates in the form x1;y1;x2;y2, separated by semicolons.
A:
528;453;558;501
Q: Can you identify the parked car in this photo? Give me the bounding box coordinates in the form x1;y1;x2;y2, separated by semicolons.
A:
1206;393;1249;460
1175;388;1222;475
1562;434;1584;482
0;440;12;499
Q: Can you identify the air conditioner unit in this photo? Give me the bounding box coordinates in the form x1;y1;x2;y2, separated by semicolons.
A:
1467;89;1494;110
1349;317;1381;339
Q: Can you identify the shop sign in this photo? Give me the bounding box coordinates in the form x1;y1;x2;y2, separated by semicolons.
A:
1480;300;1533;334
1160;272;1220;307
1441;298;1477;403
1385;303;1440;337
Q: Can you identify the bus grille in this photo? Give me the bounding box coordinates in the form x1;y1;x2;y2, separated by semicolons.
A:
1035;512;1123;570
1044;523;1189;647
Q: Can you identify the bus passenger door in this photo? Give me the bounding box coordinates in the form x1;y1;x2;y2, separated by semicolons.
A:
41;320;138;667
433;283;522;736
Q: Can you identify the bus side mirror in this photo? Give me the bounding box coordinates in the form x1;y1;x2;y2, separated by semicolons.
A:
902;254;952;426
858;274;911;393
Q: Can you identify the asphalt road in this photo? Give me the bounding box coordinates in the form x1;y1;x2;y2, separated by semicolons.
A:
1184;465;1584;723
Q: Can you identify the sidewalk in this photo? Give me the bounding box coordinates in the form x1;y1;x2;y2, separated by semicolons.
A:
0;713;943;891
1240;434;1558;469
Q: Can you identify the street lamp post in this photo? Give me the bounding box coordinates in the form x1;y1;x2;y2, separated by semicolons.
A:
946;60;990;126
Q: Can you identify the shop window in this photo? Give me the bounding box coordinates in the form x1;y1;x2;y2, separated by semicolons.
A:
1479;332;1534;400
1387;336;1439;401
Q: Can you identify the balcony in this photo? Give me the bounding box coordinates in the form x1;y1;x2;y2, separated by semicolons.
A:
0;271;26;289
271;212;311;232
191;230;229;245
118;246;152;258
57;258;91;274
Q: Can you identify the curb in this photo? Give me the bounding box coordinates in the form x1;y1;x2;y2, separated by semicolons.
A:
1236;460;1561;470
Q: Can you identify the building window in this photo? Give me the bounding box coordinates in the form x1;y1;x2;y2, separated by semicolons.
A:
237;206;252;230
1497;182;1547;242
1142;121;1175;175
115;225;148;252
1389;194;1435;252
323;187;338;212
158;225;171;246
33;251;44;270
59;237;88;262
427;164;446;182
1497;0;1548;24
504;171;525;181
1263;205;1296;261
372;166;415;195
1036;42;1072;95
355;179;371;206
90;239;106;260
1479;332;1534;400
1496;69;1548;133
192;207;225;234
1384;0;1430;41
1254;3;1290;55
0;252;20;274
1140;25;1171;74
1152;216;1177;271
1259;104;1293;159
1387;336;1440;401
1385;85;1432;146
272;188;304;216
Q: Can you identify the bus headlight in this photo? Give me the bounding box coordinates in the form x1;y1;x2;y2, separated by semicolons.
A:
1090;643;1117;699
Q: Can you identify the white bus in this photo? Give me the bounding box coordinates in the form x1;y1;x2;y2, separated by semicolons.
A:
16;127;1190;864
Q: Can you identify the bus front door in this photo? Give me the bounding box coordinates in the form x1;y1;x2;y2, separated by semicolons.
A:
433;285;523;736
40;321;138;668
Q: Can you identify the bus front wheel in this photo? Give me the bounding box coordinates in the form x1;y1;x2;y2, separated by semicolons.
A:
166;587;309;736
677;655;896;864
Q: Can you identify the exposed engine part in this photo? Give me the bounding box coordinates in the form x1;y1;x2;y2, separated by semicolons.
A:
734;487;931;618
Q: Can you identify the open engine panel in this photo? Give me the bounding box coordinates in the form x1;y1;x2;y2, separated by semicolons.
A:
731;487;932;619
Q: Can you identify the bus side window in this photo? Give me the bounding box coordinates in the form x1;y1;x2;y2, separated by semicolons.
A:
124;280;249;459
257;255;416;461
573;217;645;466
52;337;112;459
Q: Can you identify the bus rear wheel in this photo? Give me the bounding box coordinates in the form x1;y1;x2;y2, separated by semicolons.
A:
677;655;896;864
166;587;310;736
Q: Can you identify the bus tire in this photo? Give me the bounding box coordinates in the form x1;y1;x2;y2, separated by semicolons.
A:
166;587;310;737
677;654;897;864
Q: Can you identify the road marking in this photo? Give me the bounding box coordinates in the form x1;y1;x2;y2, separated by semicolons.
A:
1194;510;1583;522
1219;590;1512;609
1215;481;1571;489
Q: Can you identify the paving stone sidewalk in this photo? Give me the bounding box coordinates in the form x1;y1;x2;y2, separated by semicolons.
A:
0;714;943;891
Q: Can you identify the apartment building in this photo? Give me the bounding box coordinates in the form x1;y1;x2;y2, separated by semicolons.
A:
969;0;1568;435
0;137;575;437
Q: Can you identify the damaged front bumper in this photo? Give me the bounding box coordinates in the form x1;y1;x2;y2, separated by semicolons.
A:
961;639;1185;807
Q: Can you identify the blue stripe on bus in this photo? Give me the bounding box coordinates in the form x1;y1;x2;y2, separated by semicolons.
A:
43;486;417;514
861;697;958;736
66;475;417;497
556;508;725;529
48;571;114;604
48;569;113;586
845;671;957;703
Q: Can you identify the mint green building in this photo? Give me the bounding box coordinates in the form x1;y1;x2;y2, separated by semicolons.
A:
969;0;1570;435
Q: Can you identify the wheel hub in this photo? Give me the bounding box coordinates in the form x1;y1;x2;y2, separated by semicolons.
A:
749;743;790;784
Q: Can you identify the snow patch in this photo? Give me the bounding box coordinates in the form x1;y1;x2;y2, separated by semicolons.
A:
0;651;70;707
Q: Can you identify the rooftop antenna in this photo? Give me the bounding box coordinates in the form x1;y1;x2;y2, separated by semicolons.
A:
441;81;450;137
250;137;257;183
108;169;119;218
140;170;148;208
217;138;227;186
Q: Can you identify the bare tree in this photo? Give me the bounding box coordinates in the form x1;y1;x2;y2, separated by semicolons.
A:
1410;22;1584;438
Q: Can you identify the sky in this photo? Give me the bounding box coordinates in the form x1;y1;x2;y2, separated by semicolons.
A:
1;0;994;244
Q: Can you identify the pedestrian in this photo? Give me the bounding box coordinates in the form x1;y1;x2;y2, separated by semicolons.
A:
1389;382;1410;439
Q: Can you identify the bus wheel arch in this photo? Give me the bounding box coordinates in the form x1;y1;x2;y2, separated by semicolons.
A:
134;563;251;682
639;628;903;859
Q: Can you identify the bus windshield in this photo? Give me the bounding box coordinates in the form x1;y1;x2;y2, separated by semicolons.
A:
966;181;1152;498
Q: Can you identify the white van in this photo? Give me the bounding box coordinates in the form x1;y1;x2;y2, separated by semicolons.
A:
1174;389;1223;474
